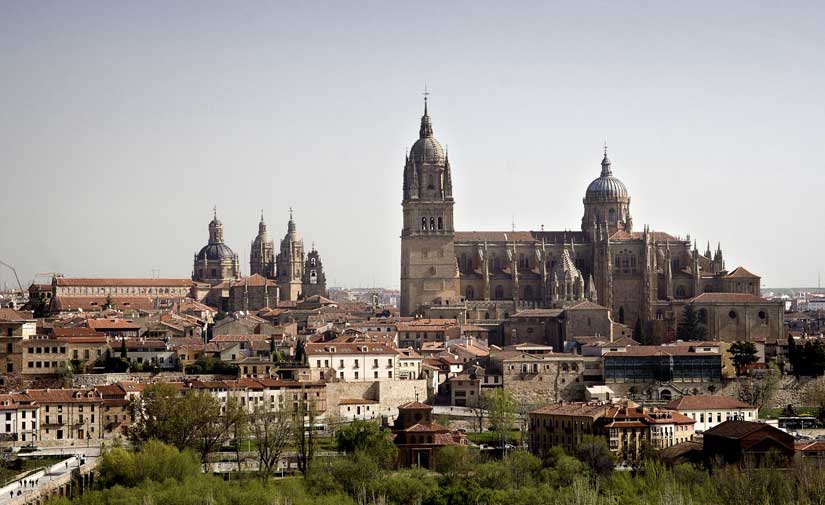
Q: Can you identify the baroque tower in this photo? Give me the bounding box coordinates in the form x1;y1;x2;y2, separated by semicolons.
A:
193;208;240;285
302;245;327;298
399;95;460;316
250;211;275;278
276;209;304;301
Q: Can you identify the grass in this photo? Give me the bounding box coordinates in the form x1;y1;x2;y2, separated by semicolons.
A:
466;430;521;446
759;406;819;419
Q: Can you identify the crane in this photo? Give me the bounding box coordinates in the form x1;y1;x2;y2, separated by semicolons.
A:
0;260;24;294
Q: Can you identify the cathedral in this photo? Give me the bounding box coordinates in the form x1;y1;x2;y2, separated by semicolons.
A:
192;209;327;310
400;98;783;343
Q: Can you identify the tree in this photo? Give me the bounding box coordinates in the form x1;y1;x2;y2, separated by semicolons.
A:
729;341;758;376
803;376;825;422
633;318;646;344
248;404;292;479
677;305;707;341
335;419;397;469
293;393;318;475
484;388;517;449
469;394;488;432
576;435;615;477
737;369;779;411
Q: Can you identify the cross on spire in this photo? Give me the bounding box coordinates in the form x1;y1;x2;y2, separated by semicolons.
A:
289;207;293;220
422;84;430;115
213;205;217;219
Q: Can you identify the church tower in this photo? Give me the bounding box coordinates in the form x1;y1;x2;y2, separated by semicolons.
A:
250;211;275;278
276;209;304;301
193;208;240;285
582;147;632;240
302;245;327;298
400;94;460;316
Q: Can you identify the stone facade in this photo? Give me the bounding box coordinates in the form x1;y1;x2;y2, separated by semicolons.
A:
399;99;782;344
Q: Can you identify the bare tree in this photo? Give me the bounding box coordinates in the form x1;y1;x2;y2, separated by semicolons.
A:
293;394;318;476
249;404;292;479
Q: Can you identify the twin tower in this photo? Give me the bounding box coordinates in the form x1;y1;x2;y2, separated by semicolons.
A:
193;209;326;302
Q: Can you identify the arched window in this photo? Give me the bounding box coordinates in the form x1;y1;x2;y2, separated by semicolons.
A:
608;208;617;223
459;254;469;273
518;254;529;269
430;217;435;230
492;256;501;272
675;286;686;299
437;217;443;230
698;308;708;324
656;310;664;320
465;286;474;300
484;312;490;320
618;306;625;324
494;285;504;299
421;217;427;230
427;174;435;190
524;285;533;299
310;258;316;267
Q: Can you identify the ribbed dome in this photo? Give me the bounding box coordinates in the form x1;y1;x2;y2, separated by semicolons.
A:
410;136;445;164
585;175;629;201
197;243;236;261
585;150;629;201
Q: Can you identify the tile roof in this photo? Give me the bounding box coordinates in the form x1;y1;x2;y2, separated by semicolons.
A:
690;293;767;303
567;301;608;311
51;327;104;338
25;388;103;403
703;420;768;439
305;342;397;355
55;296;157;311
55;277;193;287
398;401;432;410
0;308;34;322
87;319;141;330
666;395;755;411
530;402;608;418
725;267;759;278
339;398;379;405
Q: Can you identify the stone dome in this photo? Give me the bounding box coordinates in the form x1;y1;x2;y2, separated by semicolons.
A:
585;152;629;201
585;175;629;201
410;136;445;164
197;243;236;261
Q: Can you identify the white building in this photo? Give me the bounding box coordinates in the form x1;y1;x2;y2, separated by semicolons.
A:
665;395;757;433
397;348;423;380
305;342;398;381
338;398;379;421
0;393;39;443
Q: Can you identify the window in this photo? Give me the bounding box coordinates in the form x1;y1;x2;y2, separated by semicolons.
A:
437;217;443;230
494;285;504;300
430;217;435;230
421;217;427;230
465;286;474;300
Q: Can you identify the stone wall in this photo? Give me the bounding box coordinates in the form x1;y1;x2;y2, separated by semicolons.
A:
324;380;427;420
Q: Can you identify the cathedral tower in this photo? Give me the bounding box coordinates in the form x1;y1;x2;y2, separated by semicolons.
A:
250;211;275;278
582;147;632;239
400;95;460;316
276;209;304;301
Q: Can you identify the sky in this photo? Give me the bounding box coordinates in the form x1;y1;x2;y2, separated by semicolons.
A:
1;1;823;290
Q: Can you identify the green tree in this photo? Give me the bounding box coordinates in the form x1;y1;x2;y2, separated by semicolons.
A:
633;318;646;344
576;435;615;477
485;388;518;449
729;341;758;376
335;419;397;469
677;304;707;341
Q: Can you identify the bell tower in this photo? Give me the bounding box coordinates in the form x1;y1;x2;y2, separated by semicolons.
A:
400;92;460;316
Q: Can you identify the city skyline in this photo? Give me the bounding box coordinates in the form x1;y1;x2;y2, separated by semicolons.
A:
2;2;823;290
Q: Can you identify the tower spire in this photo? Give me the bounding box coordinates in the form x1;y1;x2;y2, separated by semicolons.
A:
601;143;612;176
419;85;433;139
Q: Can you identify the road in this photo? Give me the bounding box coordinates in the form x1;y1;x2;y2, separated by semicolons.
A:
0;448;101;505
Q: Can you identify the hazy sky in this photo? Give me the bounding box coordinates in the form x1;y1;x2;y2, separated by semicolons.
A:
1;1;823;290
